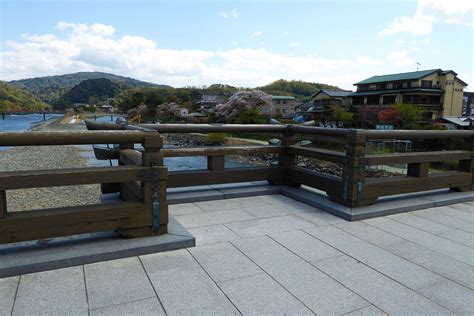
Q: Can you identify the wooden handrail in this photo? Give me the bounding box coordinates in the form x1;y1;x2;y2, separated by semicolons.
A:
0;130;158;146
364;150;473;165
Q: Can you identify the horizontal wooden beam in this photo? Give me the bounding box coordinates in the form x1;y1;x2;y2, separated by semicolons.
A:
363;171;472;199
168;167;284;187
364;150;473;165
362;129;474;140
162;145;283;157
0;166;148;190
0;201;146;244
286;166;342;194
287;146;346;163
0;131;159;147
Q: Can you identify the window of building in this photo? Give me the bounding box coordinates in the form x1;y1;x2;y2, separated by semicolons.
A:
421;80;433;88
352;96;364;105
382;95;396;105
283;109;288;114
393;82;403;89
367;95;379;105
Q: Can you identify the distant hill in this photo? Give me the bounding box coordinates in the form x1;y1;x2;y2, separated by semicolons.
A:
55;78;121;109
8;72;167;104
258;79;342;101
0;81;49;112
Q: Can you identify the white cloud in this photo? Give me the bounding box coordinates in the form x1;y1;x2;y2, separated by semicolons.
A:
380;0;473;36
288;42;299;47
252;31;262;36
219;8;238;19
1;21;418;89
386;50;415;68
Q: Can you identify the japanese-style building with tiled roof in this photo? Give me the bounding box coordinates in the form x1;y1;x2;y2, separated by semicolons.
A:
349;69;468;121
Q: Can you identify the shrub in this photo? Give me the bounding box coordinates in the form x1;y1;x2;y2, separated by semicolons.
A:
207;133;228;144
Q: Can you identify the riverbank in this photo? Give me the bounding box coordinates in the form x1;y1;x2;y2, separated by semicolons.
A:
1;145;101;212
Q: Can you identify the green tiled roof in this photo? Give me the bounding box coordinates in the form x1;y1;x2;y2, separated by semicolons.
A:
348;88;444;97
272;95;295;100
354;69;440;85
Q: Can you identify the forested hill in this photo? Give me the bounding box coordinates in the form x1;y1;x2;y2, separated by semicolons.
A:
8;72;166;104
258;79;341;101
55;78;120;109
0;81;49;112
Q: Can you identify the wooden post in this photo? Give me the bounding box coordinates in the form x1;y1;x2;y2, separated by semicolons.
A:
118;134;168;237
271;132;299;186
0;191;6;219
330;130;374;207
452;135;474;191
207;156;225;171
407;162;429;178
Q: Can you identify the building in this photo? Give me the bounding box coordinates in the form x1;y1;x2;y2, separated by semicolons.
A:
196;94;221;111
463;91;474;116
312;89;352;109
349;69;468;121
271;96;296;118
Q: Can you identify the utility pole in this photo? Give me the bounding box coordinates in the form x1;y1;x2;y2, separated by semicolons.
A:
416;62;421;71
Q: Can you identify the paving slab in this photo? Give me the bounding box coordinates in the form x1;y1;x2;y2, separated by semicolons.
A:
0;216;195;278
241;202;313;218
269;230;342;262
189;242;262;283
314;255;451;315
344;305;387;316
381;241;474;289
140;249;238;315
448;203;474;214
295;210;349;226
225;215;315;238
169;203;203;216
388;212;453;234
417;279;474;314
13;266;88;315
188;224;241;246
258;194;297;205
334;221;404;246
84;257;156;310
194;196;268;212
305;226;442;290
365;217;474;266
90;297;165;316
0;276;19;316
232;236;369;315
438;229;474;248
413;208;474;233
219;272;313;315
422;190;474;206
440;206;474;222
174;209;256;228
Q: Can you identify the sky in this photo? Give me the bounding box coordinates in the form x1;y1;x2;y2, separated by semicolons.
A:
0;0;473;90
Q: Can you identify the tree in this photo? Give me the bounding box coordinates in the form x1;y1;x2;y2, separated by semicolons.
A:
325;105;353;123
378;108;401;125
393;103;423;129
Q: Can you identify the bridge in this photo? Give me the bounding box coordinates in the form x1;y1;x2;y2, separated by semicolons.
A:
1;111;66;120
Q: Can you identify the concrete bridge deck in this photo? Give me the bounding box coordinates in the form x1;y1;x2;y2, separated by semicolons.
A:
1;195;473;315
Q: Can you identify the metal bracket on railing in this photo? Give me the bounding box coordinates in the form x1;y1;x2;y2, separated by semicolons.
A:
151;159;160;232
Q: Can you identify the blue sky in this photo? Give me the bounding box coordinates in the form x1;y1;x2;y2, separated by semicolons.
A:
1;0;472;90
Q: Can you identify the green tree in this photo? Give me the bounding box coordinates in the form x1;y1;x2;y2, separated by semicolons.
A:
393;103;423;129
325;105;353;122
232;109;267;124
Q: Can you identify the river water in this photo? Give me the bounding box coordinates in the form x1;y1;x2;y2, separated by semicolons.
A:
1;114;251;170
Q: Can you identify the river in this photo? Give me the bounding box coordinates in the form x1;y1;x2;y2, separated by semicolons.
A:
1;114;251;170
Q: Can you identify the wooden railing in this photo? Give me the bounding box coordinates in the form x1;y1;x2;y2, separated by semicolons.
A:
0;130;168;244
1;124;472;244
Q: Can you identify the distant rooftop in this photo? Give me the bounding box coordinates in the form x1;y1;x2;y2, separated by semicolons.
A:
272;95;295;100
355;69;447;85
314;89;352;98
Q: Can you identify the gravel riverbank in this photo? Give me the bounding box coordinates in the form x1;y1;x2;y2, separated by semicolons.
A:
1;118;101;212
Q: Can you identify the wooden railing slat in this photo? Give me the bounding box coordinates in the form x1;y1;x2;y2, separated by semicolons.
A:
364;150;473;165
0;166;148;190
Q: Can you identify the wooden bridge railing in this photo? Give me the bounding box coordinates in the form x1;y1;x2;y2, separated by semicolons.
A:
0;130;168;244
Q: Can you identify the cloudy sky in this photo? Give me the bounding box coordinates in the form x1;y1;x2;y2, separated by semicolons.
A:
0;0;472;90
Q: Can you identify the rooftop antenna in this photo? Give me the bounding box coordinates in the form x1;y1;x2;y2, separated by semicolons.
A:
416;62;421;71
